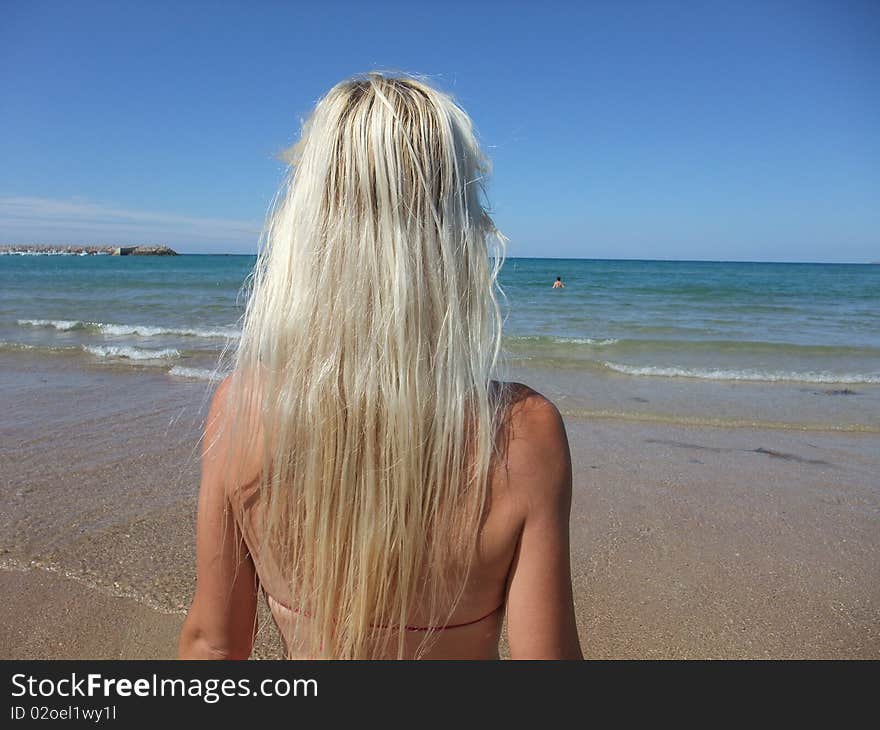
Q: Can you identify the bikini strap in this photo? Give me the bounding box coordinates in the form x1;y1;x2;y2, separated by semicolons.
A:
265;590;505;632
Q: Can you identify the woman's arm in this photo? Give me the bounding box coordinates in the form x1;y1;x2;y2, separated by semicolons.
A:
504;392;583;660
179;378;258;659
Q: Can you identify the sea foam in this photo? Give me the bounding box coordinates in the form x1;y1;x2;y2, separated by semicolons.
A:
508;335;619;346
167;366;225;381
83;345;181;360
98;323;240;338
18;319;239;339
17;318;86;331
602;362;880;384
559;337;619;346
0;340;77;353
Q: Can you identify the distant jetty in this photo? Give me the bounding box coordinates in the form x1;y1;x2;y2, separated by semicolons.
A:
0;244;178;256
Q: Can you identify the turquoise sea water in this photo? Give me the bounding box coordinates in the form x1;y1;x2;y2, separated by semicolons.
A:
2;254;878;387
501;258;880;384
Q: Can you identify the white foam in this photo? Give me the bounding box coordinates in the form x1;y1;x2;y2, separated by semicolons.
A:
97;323;240;338
83;345;181;360
0;340;76;353
17;318;86;331
0;340;37;350
511;335;619;346
97;323;166;336
18;318;239;339
556;337;619;346
602;362;880;384
168;366;225;381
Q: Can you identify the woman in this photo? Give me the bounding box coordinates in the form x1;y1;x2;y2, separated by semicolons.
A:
178;73;582;660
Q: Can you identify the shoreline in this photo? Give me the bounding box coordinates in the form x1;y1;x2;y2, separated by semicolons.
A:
1;341;877;433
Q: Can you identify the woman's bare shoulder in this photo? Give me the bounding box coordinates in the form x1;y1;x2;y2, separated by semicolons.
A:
203;374;234;451
494;381;572;511
203;373;263;495
206;371;263;432
496;381;565;439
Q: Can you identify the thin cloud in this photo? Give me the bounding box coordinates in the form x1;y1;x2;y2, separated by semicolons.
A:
0;196;263;253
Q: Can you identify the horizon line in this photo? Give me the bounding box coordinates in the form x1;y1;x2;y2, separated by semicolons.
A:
172;253;878;265
1;243;875;265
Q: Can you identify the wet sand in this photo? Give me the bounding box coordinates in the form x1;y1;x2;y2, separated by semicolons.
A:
1;352;878;659
0;569;181;659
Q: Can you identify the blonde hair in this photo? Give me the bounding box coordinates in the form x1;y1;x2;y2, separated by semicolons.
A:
226;72;506;659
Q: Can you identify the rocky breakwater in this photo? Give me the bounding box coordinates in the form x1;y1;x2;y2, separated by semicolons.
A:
112;245;178;256
0;244;179;256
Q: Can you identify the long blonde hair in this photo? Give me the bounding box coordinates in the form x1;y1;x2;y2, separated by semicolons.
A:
226;72;506;659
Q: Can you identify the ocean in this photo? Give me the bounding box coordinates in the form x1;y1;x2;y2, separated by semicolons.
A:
2;254;878;430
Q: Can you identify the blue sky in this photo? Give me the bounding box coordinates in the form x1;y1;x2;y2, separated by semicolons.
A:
1;1;877;261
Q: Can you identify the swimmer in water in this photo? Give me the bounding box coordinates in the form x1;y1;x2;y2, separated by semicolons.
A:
552;277;564;289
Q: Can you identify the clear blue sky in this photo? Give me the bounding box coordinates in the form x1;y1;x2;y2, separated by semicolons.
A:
1;0;877;261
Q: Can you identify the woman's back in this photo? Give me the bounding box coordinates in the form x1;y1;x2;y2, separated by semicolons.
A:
221;380;580;659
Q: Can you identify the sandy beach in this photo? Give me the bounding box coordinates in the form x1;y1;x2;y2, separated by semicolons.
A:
2;350;877;659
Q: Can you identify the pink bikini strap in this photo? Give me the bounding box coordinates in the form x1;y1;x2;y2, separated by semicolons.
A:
266;589;504;632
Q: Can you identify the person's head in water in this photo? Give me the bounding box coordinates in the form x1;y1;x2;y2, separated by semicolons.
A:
553;276;564;289
227;72;507;659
